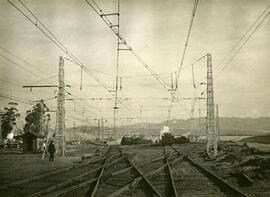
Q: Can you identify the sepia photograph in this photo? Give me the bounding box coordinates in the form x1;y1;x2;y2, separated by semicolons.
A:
0;0;270;196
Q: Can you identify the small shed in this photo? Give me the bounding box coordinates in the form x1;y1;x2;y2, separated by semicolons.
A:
23;131;44;153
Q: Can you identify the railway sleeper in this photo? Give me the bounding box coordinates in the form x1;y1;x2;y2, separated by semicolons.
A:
185;155;248;197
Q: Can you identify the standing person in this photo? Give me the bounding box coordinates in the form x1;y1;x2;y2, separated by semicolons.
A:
48;141;56;162
43;141;46;152
42;140;46;160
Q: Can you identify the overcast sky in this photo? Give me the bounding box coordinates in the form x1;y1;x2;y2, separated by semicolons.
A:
0;0;269;126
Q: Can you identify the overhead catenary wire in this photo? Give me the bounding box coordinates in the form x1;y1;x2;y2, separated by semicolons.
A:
0;46;110;123
0;94;33;105
7;0;114;92
176;0;199;81
180;54;207;71
64;57;115;78
0;46;49;77
30;75;57;85
0;51;107;123
0;78;21;87
214;3;270;79
84;0;170;91
84;0;192;122
122;72;171;78
167;53;206;121
84;0;191;121
167;0;200;122
7;0;145;121
0;45;63;87
0;53;42;78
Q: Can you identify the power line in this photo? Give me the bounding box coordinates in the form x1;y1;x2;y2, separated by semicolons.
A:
0;52;41;78
167;54;205;121
176;0;199;81
0;58;104;124
122;72;171;78
30;75;57;85
7;0;143;123
84;0;170;91
0;46;61;87
0;58;106;125
0;91;33;105
64;57;115;78
84;0;175;122
0;78;21;87
214;3;270;79
84;0;191;122
0;46;48;77
180;54;207;71
7;0;114;93
167;0;200;122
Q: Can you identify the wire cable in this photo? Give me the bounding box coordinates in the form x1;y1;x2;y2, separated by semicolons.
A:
176;0;199;81
214;3;270;79
7;0;114;93
84;0;170;91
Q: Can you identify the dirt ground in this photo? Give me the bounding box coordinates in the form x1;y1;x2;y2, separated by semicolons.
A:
192;141;270;197
1;142;270;196
0;144;100;185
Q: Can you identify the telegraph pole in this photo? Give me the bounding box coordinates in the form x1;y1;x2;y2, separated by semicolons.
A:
206;53;217;158
55;56;65;157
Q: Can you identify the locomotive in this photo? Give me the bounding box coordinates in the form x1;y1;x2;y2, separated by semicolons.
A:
161;132;174;145
161;133;190;145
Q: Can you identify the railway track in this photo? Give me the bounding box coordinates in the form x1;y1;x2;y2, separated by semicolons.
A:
144;145;179;197
107;144;187;197
0;143;249;197
46;145;174;197
171;146;248;197
115;144;248;197
0;145;117;197
34;146;130;197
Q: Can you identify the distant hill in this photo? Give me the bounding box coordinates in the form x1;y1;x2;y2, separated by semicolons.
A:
65;117;270;140
164;117;270;136
65;125;97;141
241;134;270;144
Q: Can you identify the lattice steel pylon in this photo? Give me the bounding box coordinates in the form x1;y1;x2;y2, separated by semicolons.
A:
206;53;217;158
55;56;65;157
113;0;120;138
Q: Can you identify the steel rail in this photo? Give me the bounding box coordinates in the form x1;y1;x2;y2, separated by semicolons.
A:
0;153;107;191
87;146;130;197
166;159;178;197
27;166;102;197
122;155;163;197
86;146;114;197
44;166;134;197
185;155;249;197
31;146;112;197
88;158;108;197
42;146;128;197
163;145;178;197
43;178;97;197
30;152;121;197
108;147;185;197
36;146;112;197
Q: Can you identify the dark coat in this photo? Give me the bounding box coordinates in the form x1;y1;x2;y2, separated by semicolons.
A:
48;143;56;153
